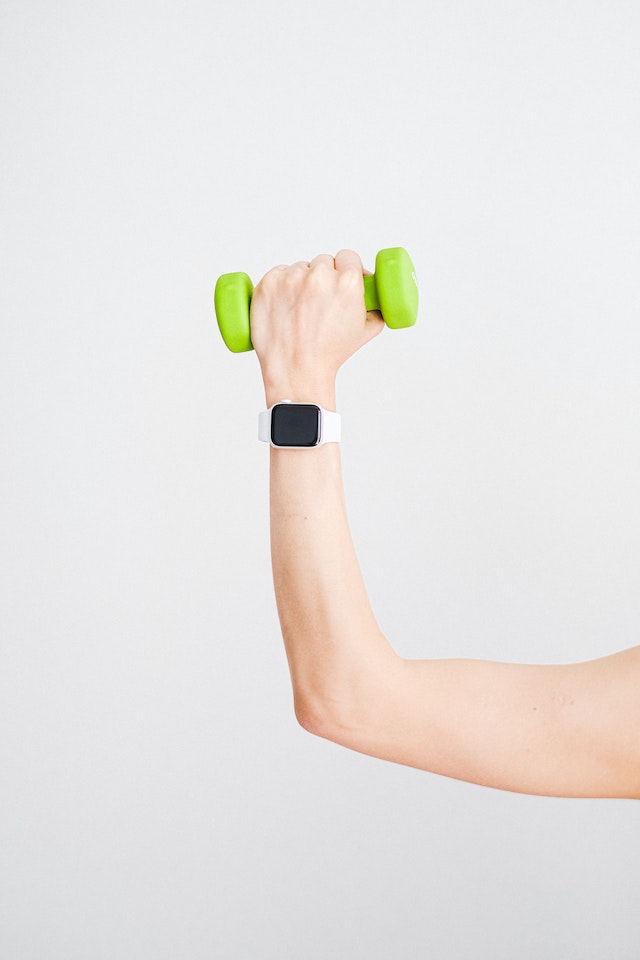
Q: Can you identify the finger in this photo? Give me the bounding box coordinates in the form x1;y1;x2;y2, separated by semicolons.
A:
335;248;364;277
309;253;335;269
290;259;311;271
364;313;386;343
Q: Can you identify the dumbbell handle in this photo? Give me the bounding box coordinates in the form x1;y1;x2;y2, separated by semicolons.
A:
362;274;380;313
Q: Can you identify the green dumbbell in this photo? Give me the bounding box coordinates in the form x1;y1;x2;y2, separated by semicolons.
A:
214;247;419;353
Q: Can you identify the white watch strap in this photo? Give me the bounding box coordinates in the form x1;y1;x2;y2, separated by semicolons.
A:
258;408;271;442
258;402;341;445
318;407;341;444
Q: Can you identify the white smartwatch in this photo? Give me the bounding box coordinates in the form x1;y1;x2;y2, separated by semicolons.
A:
258;401;341;448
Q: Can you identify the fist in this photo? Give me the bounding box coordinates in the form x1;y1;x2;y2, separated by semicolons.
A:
250;249;384;403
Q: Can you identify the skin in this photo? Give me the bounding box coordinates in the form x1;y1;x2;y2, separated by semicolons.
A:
249;248;640;799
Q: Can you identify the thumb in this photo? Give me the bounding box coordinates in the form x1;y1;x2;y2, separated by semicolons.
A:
362;267;385;339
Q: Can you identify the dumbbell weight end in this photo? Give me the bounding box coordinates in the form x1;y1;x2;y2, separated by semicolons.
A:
214;271;254;353
373;247;419;330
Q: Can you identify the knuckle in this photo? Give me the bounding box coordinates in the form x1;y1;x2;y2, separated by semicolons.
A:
338;267;362;292
311;259;333;274
256;266;284;295
282;269;303;293
264;264;287;281
308;265;330;287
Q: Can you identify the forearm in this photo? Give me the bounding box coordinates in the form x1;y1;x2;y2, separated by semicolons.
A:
270;446;375;653
268;392;401;729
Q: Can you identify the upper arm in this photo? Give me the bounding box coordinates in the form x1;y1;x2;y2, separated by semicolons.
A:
332;645;640;798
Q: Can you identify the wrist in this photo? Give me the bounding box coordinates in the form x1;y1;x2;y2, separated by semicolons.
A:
264;378;337;411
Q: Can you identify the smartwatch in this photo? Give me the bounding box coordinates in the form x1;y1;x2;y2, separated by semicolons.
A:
258;401;341;448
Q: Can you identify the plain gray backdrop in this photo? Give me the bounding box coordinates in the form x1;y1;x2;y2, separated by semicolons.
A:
2;0;639;957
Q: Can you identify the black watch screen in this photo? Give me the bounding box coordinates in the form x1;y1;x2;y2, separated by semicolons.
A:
271;403;321;447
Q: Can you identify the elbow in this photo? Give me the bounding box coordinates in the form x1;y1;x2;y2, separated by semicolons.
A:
294;693;339;740
290;641;406;748
293;682;384;747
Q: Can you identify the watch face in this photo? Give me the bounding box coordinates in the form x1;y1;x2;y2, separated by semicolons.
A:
271;403;320;447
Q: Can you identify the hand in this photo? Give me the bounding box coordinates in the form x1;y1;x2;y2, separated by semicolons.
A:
250;249;385;407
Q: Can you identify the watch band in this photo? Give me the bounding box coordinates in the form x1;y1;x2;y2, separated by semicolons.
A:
258;401;341;446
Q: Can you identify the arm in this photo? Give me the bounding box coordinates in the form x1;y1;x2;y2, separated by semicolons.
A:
250;249;640;799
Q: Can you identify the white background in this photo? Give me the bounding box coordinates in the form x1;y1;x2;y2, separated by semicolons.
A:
2;1;640;957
